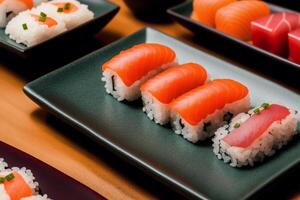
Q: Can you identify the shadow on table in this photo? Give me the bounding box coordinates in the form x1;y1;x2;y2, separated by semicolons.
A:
177;32;300;94
0;29;123;82
31;109;187;200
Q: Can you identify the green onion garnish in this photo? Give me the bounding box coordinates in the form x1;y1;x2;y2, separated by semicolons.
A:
64;2;71;10
0;177;5;183
254;108;260;114
22;23;28;30
39;12;47;22
57;7;64;12
5;173;15;181
261;103;269;109
234;123;240;128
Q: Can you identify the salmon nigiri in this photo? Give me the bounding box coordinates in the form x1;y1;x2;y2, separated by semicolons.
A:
169;79;250;143
192;0;235;27
0;0;46;27
0;170;36;200
215;0;270;41
213;103;298;167
102;43;177;101
141;63;208;125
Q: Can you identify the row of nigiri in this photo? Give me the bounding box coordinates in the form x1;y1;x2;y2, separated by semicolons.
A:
192;0;300;64
101;43;298;167
0;158;51;200
5;0;94;47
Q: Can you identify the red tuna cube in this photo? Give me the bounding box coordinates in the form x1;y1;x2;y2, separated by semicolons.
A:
288;29;300;64
251;12;300;57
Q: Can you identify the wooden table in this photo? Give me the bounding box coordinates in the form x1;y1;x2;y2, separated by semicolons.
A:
0;0;300;199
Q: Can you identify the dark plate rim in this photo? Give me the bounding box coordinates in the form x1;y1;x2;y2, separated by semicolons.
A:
0;0;120;53
167;0;300;72
23;27;300;200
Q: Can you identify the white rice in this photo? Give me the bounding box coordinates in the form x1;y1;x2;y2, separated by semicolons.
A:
102;60;177;101
213;105;298;167
170;95;250;143
0;0;47;28
21;195;51;200
5;9;66;47
0;158;8;171
36;0;94;29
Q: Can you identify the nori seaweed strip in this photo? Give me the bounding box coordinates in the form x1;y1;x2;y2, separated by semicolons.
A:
111;75;116;91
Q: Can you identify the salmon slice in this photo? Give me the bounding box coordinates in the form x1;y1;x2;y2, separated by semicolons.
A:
141;63;208;104
192;0;235;27
3;172;33;200
223;104;290;148
102;43;176;87
170;79;248;125
215;0;270;41
31;14;58;27
251;12;300;57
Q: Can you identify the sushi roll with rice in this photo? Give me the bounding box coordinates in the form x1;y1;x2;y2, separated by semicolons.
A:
169;79;250;143
5;9;66;46
36;0;94;29
102;43;177;101
0;167;39;199
140;63;208;125
213;103;298;167
0;0;47;28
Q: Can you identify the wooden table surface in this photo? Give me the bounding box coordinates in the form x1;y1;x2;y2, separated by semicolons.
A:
1;0;300;199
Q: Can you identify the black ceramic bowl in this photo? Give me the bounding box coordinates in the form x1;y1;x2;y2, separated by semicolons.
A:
124;0;185;22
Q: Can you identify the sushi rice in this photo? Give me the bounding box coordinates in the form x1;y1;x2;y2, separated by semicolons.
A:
36;0;94;29
102;61;177;101
5;9;66;47
213;105;298;167
171;95;250;143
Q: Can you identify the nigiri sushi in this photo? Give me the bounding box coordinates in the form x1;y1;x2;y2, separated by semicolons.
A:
251;12;300;57
192;0;235;27
213;103;298;167
5;9;66;46
215;0;270;41
288;29;300;64
0;167;38;200
0;0;47;27
169;79;250;143
102;43;177;101
36;0;94;29
141;63;208;125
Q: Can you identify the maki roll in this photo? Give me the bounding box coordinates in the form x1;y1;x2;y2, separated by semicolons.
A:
36;0;94;29
5;9;66;46
0;167;39;199
141;63;208;125
169;79;250;143
102;43;177;101
213;103;298;167
0;0;47;28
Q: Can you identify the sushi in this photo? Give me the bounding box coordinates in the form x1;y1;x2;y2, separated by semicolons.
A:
0;167;38;199
0;0;47;28
169;79;250;143
192;0;235;27
36;0;94;29
251;12;300;57
5;9;66;47
213;103;298;167
102;43;177;101
288;29;300;64
141;63;208;125
215;0;270;41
